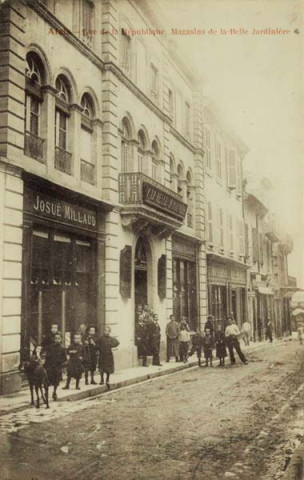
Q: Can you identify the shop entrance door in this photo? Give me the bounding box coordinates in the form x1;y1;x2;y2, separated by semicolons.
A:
134;236;150;322
25;228;95;356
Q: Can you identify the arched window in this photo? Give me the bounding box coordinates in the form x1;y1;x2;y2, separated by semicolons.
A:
55;75;71;103
55;75;72;174
186;170;194;228
151;140;159;180
81;93;95;119
137;130;146;173
24;52;46;162
169;155;175;190
80;93;96;184
177;164;184;196
121;117;131;173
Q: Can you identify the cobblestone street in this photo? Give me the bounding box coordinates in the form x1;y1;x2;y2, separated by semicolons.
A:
0;340;303;480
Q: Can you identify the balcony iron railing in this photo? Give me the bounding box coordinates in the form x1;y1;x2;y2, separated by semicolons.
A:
81;159;95;185
55;147;72;175
24;131;45;163
119;172;187;222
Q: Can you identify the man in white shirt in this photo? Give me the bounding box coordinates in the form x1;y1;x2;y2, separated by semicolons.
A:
225;317;248;365
241;321;251;346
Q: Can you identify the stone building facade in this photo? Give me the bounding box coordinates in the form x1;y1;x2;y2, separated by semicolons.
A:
0;0;208;394
203;99;249;330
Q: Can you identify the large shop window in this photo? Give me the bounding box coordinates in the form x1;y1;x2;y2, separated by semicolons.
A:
173;258;197;330
208;285;227;330
29;228;95;349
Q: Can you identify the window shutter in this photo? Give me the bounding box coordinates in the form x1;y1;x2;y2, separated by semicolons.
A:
236;158;242;195
120;246;132;298
238;220;244;255
245;223;249;258
208;202;213;242
259;233;264;265
158;254;167;299
228;150;237;189
252;228;258;263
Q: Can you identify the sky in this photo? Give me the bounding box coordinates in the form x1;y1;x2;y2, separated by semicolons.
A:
159;0;304;287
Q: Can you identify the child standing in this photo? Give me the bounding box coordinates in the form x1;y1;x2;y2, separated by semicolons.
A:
84;325;98;385
189;329;204;367
43;332;67;400
179;323;190;363
203;328;214;367
63;334;85;390
215;325;227;367
97;326;119;390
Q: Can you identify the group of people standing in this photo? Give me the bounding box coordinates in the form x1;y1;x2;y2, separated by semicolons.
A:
165;314;248;367
135;308;249;368
135;305;162;366
39;323;119;400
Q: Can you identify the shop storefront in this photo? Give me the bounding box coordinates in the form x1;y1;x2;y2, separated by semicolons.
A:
21;175;109;358
207;255;248;330
172;235;199;330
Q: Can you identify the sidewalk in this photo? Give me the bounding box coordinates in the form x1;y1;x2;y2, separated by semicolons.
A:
0;339;286;416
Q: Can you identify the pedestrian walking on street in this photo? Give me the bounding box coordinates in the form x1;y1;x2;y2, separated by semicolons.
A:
179;323;190;363
97;326;120;390
43;332;66;400
214;325;227;367
266;319;273;343
225;317;248;365
151;314;162;366
189;328;204;367
136;315;149;366
63;334;85;390
203;328;214;367
241;320;251;347
83;325;98;385
166;315;180;362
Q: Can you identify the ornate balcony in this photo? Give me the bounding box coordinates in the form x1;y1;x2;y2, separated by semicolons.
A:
119;172;187;237
81;159;95;185
55;147;72;175
24;131;45;163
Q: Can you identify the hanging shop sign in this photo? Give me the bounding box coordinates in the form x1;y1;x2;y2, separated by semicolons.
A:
142;182;187;221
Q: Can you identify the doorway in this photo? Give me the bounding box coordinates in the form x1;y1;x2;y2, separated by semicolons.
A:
134;236;150;315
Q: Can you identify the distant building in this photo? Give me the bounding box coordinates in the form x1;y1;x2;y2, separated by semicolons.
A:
203;99;249;330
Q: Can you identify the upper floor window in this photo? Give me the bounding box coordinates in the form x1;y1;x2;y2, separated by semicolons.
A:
137;130;147;173
80;93;96;184
238;219;245;255
215;137;222;179
204;127;211;169
82;0;94;42
228;150;237;189
151;140;159;180
177;164;184;197
169;156;176;190
55;75;72;175
150;63;159;102
236;158;242;196
121;117;131;173
121;29;132;74
207;202;213;243
24;52;46;162
168;89;174;120
56;75;71;103
218;207;224;247
185;102;191;139
228;214;234;251
81;92;95;119
186;170;194;228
